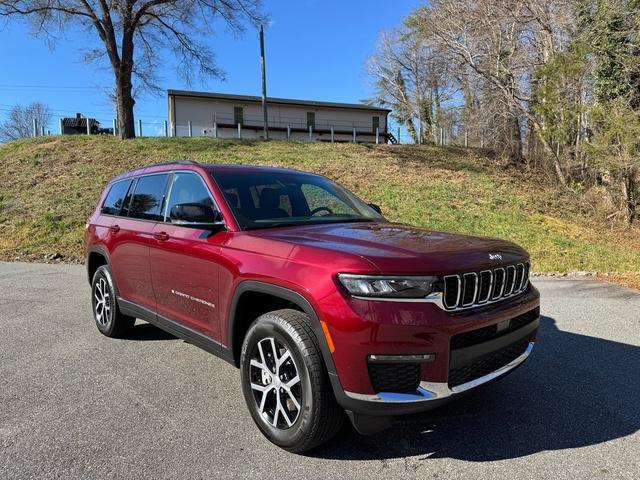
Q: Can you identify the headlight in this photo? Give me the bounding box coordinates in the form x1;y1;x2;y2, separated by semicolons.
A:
337;274;439;299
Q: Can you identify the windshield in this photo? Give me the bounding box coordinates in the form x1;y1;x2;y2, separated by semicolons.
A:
211;170;384;230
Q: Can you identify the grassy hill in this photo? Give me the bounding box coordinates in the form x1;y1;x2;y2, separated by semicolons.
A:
1;135;639;288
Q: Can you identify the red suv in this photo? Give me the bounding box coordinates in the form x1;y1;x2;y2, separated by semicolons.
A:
84;160;540;452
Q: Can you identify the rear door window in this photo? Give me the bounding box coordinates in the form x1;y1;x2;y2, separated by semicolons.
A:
128;174;169;221
101;179;132;216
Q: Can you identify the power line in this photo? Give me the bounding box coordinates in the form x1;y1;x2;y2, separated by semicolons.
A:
0;84;110;90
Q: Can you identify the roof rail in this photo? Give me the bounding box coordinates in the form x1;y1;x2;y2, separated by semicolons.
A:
128;160;199;173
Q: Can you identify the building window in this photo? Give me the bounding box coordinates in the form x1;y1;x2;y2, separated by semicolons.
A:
234;107;244;126
307;112;315;130
372;116;380;132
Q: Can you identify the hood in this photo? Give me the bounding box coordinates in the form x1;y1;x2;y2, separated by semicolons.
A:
253;222;528;274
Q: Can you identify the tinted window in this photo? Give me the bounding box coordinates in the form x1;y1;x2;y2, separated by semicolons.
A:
165;173;215;223
128;174;169;221
212;171;383;230
101;179;132;216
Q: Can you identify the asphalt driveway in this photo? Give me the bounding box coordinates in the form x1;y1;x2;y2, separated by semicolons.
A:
0;261;638;479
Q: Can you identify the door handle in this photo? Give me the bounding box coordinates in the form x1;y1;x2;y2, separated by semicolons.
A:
109;225;120;233
153;231;170;241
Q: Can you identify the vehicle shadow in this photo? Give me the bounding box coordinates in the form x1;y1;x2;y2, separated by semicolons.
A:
309;316;640;461
118;322;177;341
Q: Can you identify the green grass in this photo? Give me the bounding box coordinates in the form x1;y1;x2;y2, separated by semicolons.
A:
1;135;639;287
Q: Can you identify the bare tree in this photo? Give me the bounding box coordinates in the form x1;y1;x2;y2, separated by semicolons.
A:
367;28;454;144
0;102;52;142
0;1;264;139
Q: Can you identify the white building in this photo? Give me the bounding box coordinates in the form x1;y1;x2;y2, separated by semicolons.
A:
167;90;394;143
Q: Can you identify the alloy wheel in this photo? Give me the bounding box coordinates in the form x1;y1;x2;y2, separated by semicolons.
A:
94;277;111;326
249;337;302;429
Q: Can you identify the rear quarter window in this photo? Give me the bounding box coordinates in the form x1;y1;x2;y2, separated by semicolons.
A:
101;179;132;216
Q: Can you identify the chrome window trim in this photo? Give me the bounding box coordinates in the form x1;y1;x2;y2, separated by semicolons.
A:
344;342;534;403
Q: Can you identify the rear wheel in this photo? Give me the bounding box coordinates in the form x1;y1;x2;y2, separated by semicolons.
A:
91;265;135;337
240;309;344;452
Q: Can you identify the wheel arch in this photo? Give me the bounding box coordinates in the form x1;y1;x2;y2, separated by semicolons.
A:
228;281;338;381
86;246;110;285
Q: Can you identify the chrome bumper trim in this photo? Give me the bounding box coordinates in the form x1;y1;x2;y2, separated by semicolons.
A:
344;341;535;403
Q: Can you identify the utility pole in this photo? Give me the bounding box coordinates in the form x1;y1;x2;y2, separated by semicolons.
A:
260;25;269;140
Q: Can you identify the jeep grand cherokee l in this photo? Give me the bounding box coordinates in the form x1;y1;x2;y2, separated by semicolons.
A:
84;160;540;452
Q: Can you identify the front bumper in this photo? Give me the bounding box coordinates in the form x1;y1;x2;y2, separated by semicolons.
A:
321;286;540;424
332;318;537;418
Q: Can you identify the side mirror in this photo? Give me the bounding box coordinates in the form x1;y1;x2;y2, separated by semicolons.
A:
368;203;382;215
169;203;225;229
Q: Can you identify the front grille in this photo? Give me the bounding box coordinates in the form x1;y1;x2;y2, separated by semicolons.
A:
448;338;530;388
450;307;539;350
443;262;530;311
368;362;420;393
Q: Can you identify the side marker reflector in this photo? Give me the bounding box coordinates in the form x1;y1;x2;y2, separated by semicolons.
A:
320;320;335;353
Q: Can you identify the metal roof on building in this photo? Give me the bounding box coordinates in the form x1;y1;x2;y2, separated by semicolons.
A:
167;90;391;113
62;116;100;127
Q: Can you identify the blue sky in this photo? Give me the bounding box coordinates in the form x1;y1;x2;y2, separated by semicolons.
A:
0;0;421;136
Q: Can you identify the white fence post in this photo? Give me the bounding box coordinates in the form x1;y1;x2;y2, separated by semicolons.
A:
376;127;379;144
481;129;485;148
188;120;193;137
59;118;64;135
287;125;291;140
213;122;218;138
352;127;356;143
331;126;334;143
86;117;91;135
112;119;117;136
308;125;313;141
464;130;468;148
440;127;444;146
237;123;242;139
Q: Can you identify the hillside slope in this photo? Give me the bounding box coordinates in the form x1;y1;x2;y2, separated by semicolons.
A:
1;136;639;287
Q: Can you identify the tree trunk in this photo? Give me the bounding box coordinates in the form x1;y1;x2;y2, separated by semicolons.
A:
508;115;524;165
405;118;418;143
116;69;136;139
622;169;636;224
115;26;136;140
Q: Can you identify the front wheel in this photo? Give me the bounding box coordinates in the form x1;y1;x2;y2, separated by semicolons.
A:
240;309;344;452
91;265;135;337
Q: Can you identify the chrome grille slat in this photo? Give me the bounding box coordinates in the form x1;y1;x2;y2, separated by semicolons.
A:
477;270;493;303
461;273;478;307
504;265;516;296
442;262;530;312
492;268;506;300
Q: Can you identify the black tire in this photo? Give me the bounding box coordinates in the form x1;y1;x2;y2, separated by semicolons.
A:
240;309;344;453
91;265;135;337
